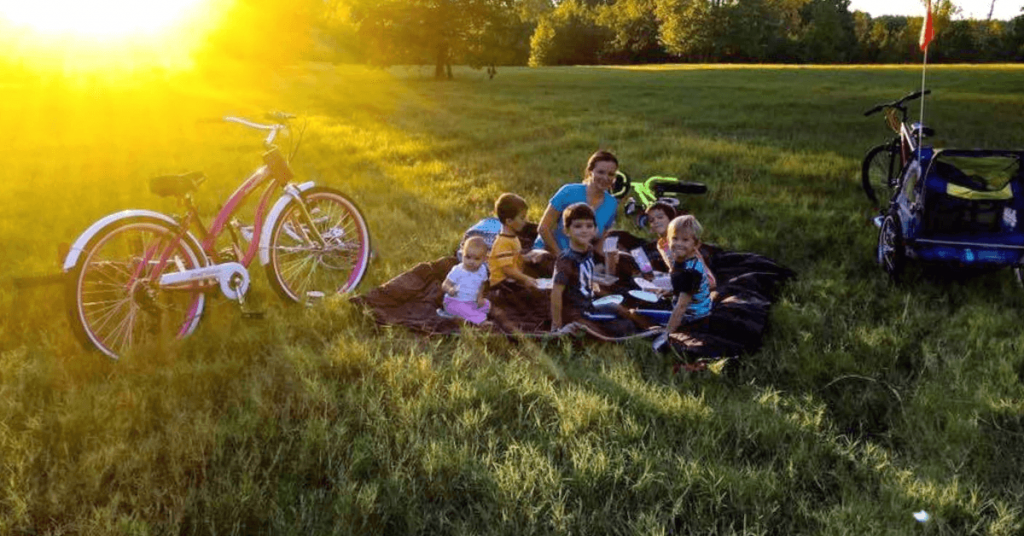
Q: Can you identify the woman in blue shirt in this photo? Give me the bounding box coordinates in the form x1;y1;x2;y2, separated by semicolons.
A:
534;151;620;259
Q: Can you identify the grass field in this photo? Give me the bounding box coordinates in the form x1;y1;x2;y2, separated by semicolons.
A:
3;62;1024;534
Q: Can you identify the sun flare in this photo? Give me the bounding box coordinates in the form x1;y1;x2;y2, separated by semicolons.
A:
0;0;225;73
0;0;205;39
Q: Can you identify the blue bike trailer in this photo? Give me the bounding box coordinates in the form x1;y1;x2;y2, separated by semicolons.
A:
902;149;1024;266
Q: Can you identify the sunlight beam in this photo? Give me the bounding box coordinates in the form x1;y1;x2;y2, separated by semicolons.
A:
0;0;206;39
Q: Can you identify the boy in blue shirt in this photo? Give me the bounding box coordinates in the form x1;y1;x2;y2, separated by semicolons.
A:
653;215;713;351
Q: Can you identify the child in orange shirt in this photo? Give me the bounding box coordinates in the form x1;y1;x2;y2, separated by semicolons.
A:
489;193;539;290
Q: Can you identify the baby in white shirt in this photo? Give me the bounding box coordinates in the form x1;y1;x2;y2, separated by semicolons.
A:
441;237;491;324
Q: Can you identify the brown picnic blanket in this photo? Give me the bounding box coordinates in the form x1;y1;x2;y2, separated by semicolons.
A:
351;231;794;357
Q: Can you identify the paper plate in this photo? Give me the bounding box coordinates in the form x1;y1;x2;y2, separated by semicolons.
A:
535;278;553;290
652;275;672;290
635;275;672;291
593;294;623;307
633;277;657;291
628;289;660;303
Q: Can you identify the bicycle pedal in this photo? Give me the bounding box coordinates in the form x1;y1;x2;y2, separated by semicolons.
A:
241;310;266;320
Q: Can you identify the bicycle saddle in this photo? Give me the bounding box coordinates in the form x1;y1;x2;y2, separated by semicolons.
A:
150;171;206;197
912;125;936;137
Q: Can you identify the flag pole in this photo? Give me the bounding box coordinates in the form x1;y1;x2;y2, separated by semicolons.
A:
919;46;927;169
918;0;933;169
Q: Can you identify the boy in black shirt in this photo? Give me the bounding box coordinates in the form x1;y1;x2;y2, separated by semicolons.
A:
551;203;641;335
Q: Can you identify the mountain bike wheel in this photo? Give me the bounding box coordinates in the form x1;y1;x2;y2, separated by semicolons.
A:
266;187;371;302
66;216;207;359
862;142;899;210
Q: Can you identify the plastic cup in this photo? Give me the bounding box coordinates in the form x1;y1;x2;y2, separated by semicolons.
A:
631;247;653;274
603;236;619;273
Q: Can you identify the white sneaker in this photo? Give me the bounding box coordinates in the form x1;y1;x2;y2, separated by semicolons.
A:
436;308;457;319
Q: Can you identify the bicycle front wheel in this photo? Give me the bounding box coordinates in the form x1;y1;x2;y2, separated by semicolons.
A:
266;187;371;303
66;216;207;359
862;142;899;211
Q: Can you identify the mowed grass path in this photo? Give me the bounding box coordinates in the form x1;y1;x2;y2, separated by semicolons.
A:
2;63;1024;534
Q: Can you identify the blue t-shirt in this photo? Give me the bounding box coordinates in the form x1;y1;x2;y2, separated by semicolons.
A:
534;183;618;251
670;255;712;320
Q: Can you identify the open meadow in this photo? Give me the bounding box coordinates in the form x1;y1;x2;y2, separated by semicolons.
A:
3;63;1024;534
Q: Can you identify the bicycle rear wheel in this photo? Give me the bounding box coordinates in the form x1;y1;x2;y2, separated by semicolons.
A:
862;142;899;211
66;216;207;359
266;187;371;302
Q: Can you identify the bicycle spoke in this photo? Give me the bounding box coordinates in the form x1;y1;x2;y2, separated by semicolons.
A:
80;291;126;301
83;292;132;322
88;300;133;346
268;189;370;301
92;260;135;281
114;309;140;353
89;296;132;330
113;307;136;352
286;214;317;244
73;219;205;359
80;298;131;320
277;254;319;291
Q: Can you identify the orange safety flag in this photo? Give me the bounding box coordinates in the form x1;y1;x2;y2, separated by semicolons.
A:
920;0;934;51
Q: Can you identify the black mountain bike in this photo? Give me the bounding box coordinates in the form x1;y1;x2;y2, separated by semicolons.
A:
861;89;933;212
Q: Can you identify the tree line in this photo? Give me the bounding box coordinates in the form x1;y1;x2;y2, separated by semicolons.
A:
203;0;1024;78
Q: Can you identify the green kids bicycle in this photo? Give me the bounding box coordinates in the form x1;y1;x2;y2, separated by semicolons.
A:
610;171;708;228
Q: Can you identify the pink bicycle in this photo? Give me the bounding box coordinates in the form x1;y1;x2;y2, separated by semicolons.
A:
62;113;371;359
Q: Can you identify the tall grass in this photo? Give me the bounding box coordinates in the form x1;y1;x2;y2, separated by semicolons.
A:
2;63;1024;534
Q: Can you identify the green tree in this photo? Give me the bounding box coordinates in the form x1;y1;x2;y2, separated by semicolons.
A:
864;16;910;63
656;0;803;63
937;20;982;62
655;0;723;61
1006;14;1024;60
797;0;857;62
973;20;1007;61
347;0;520;79
528;0;613;65
852;10;879;62
319;0;363;62
595;0;670;63
720;0;803;62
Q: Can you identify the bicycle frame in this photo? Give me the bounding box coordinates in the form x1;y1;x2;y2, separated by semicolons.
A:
615;174;708;230
631;180;661;208
137;146;315;297
889;109;923;170
623;176;699;209
196;155;285;266
868;89;932;176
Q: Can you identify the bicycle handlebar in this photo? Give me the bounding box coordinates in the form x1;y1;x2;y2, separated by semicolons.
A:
224;116;278;130
654;181;707;195
223;115;289;147
863;89;931;117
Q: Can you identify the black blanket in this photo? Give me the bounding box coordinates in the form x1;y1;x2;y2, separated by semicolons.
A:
351;232;794;357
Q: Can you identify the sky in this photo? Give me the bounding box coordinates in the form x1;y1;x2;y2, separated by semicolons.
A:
847;0;1024;20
